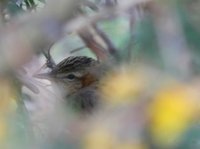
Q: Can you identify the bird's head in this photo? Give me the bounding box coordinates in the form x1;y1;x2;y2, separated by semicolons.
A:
49;56;100;95
36;56;102;112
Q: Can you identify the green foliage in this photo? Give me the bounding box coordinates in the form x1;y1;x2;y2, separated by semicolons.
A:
6;1;24;16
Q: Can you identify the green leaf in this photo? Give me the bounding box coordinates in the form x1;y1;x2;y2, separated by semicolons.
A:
7;1;24;16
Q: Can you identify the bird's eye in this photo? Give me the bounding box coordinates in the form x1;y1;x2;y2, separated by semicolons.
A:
66;74;76;80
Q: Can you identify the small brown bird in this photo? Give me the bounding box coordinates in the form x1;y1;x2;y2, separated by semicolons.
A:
38;56;104;112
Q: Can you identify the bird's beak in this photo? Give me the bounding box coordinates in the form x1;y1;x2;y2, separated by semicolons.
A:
33;72;52;80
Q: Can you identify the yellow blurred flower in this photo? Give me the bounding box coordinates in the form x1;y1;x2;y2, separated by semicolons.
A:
116;142;147;149
0;118;7;142
84;127;114;149
100;68;148;105
84;126;147;149
0;78;17;143
149;81;200;146
0;78;17;113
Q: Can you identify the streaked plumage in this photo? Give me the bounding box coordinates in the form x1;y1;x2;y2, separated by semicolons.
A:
50;56;98;75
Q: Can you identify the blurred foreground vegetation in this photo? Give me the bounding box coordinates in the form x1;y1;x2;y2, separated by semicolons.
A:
1;0;200;149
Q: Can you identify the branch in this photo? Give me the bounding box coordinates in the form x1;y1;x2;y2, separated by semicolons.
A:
42;44;56;69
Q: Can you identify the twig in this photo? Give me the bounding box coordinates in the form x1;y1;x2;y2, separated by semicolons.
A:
66;0;151;32
42;44;56;69
79;28;108;60
84;0;99;11
70;46;86;53
92;24;119;58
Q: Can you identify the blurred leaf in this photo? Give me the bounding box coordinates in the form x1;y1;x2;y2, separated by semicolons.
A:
133;16;163;66
99;17;129;49
38;0;45;3
176;124;200;149
7;1;24;16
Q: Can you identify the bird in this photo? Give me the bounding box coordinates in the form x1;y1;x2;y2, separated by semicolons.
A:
37;56;105;113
